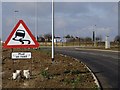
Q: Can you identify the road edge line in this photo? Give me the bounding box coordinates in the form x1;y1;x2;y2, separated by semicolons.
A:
84;64;102;90
59;54;102;89
75;48;119;53
73;57;102;89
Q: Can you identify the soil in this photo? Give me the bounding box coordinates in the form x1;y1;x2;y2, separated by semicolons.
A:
2;48;98;89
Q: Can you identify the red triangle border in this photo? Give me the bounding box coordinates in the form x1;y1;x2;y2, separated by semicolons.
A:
3;20;39;48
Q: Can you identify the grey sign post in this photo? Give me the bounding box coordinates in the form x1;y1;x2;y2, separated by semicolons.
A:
52;0;55;62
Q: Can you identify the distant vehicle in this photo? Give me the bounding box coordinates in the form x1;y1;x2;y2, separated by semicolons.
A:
13;29;31;44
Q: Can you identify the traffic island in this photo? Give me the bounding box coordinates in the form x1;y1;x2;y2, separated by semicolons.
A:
2;48;100;89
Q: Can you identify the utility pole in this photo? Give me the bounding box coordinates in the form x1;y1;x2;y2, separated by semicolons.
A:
79;37;80;46
52;0;54;62
93;31;95;46
93;31;95;42
35;1;37;41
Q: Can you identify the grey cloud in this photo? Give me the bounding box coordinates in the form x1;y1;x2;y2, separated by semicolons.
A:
2;2;52;41
2;2;118;41
55;2;90;13
54;2;118;41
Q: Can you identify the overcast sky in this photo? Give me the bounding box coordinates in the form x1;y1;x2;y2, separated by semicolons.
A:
2;2;118;41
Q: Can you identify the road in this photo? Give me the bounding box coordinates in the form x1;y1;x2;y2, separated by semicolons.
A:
54;47;118;89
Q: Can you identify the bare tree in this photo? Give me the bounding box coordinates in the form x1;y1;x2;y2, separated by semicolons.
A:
96;35;102;42
85;37;92;42
64;34;71;38
114;35;120;43
44;33;52;42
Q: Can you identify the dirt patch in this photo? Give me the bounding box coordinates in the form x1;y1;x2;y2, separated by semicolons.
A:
2;48;98;89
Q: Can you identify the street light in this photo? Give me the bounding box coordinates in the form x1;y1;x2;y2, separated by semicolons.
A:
14;10;19;12
14;10;19;24
93;25;96;47
35;2;38;41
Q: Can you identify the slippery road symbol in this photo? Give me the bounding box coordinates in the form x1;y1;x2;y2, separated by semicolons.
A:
4;20;39;48
12;29;31;44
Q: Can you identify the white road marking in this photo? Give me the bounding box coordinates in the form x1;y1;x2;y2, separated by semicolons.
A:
79;51;119;59
75;48;120;53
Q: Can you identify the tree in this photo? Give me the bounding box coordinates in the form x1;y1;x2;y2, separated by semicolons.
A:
114;35;120;42
96;35;102;42
85;37;92;42
64;34;71;38
44;33;52;42
44;33;52;39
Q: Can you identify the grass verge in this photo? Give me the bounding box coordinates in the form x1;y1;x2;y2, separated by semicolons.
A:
2;48;99;89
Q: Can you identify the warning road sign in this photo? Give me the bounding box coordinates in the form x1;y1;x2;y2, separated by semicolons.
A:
4;20;39;48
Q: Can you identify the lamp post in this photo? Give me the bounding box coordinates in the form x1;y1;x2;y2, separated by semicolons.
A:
13;10;18;50
35;2;38;41
13;10;19;72
93;25;96;47
93;31;95;46
14;10;19;25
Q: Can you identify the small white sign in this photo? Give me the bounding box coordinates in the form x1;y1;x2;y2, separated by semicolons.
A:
12;52;31;59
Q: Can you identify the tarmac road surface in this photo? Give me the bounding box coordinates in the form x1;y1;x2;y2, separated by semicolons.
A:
55;47;119;89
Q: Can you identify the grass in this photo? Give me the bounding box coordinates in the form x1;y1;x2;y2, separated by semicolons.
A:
41;70;50;78
39;42;119;52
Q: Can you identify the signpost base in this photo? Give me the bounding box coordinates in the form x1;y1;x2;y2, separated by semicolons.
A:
52;58;54;63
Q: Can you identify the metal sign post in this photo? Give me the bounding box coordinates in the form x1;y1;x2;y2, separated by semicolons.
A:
52;0;54;62
3;20;39;80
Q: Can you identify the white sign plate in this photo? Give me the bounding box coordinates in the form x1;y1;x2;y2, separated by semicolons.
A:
12;52;31;59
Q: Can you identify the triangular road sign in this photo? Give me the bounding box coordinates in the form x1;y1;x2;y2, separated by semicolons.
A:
4;20;39;48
